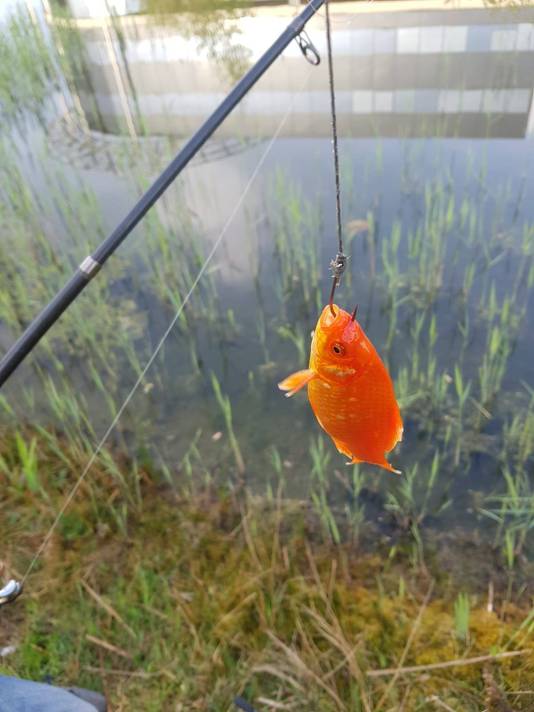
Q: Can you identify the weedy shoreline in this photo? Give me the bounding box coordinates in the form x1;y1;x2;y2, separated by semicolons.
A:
1;427;532;711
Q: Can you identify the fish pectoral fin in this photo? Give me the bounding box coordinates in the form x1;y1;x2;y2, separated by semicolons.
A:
278;369;316;398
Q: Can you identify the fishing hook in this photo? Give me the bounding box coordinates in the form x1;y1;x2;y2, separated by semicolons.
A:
294;29;321;65
328;251;348;316
0;579;23;607
351;304;359;322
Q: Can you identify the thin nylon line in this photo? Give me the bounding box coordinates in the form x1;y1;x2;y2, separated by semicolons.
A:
21;75;310;586
324;0;342;257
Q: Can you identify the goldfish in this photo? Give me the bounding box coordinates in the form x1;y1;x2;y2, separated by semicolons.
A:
278;304;403;474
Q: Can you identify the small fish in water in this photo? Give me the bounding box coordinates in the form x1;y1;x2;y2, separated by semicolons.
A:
278;304;403;474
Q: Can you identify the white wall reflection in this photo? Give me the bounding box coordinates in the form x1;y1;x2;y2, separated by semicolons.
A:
52;4;534;139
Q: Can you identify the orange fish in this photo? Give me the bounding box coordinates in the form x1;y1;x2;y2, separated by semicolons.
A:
278;304;403;474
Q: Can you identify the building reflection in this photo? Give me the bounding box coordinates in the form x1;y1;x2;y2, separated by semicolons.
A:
59;2;534;139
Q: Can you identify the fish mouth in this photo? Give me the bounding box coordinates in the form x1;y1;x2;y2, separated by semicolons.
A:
320;304;344;329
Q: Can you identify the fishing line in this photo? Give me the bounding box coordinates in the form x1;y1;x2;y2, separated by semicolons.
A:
20;69;315;589
324;0;346;316
325;0;342;257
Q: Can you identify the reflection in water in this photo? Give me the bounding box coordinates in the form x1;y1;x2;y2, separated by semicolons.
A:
58;3;534;138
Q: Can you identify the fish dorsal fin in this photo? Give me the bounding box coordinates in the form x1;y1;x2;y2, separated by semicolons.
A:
278;369;316;398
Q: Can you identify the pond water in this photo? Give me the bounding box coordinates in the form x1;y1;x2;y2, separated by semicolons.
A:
1;1;534;556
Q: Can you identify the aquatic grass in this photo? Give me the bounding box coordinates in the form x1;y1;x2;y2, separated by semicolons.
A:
255;305;270;364
266;444;285;501
394;312;449;426
309;435;339;544
40;375;95;443
504;528;517;570
501;387;534;467
165;427;214;494
268;171;322;313
338;464;366;546
381;220;402;288
0;7;57;128
210;372;245;476
454;592;471;643
385;452;451;565
480;466;534;567
276;322;307;364
453;365;472;465
478;319;515;409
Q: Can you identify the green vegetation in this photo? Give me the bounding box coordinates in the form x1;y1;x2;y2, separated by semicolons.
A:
0;9;56;126
454;592;470;643
211;373;246;476
1;429;533;710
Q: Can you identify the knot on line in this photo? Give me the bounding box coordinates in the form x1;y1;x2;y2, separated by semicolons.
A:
330;252;348;282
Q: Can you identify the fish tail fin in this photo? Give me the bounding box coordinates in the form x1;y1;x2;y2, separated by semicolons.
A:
346;453;363;466
379;459;402;476
331;437;353;459
278;369;315;398
348;455;401;476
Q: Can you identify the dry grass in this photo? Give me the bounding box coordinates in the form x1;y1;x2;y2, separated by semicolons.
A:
0;428;533;710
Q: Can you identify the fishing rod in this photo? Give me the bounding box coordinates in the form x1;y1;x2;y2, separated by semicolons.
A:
0;0;323;389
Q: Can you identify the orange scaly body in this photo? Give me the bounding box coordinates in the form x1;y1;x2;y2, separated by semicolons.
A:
278;304;403;474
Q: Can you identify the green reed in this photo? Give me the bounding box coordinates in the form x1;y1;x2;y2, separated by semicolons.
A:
276;323;307;364
480;466;534;566
309;435;339;544
454;592;470;643
385;450;450;565
0;7;56;127
502;391;534;466
341;465;366;546
268;171;322;313
210;372;245;476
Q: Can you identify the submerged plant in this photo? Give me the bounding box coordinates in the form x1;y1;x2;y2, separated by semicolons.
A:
385;451;451;565
210;372;245;476
309;435;339;544
480;466;534;567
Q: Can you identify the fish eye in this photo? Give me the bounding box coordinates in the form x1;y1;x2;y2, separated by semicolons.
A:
331;342;345;356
